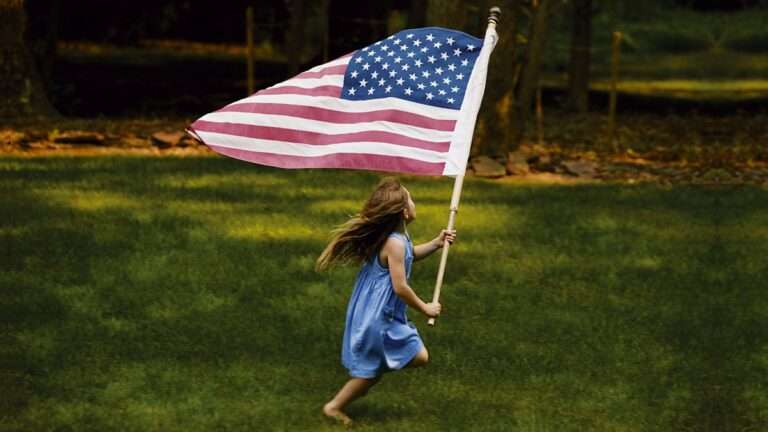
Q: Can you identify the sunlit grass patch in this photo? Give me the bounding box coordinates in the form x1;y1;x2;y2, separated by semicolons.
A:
591;79;768;100
38;189;139;212
156;172;290;190
307;199;362;216
226;215;320;241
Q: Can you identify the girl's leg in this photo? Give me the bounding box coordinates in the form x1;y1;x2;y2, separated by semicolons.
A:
323;376;381;424
405;346;429;368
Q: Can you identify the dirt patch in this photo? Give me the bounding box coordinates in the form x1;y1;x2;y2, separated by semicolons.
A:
1;144;213;158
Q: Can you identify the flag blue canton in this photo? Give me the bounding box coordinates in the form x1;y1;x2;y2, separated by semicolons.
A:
341;28;483;110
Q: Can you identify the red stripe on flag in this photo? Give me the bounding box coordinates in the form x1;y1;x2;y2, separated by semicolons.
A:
255;86;343;97
207;145;445;176
294;65;348;79
191;120;450;152
219;103;457;132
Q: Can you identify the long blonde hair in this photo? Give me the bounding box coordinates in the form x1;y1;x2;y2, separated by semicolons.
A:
316;177;408;271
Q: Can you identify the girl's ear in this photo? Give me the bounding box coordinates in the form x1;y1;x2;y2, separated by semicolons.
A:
403;208;409;221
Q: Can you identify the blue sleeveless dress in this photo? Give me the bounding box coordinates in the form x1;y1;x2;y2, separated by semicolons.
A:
341;232;424;378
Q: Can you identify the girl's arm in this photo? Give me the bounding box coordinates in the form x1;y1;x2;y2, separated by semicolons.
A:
383;237;441;318
413;229;456;261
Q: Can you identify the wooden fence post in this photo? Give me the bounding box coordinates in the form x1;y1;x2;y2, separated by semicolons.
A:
536;85;544;146
246;6;255;95
608;31;622;152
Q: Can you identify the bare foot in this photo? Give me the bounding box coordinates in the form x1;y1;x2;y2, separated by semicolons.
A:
323;402;352;426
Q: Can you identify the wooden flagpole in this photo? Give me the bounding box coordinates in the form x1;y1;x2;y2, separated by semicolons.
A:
428;6;501;327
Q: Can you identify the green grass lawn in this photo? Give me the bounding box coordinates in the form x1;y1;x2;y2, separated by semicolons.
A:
2;156;767;431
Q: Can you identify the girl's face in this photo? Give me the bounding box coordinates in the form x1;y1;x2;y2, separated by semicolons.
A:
403;188;416;224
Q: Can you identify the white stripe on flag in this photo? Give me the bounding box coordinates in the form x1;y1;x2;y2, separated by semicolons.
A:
198;112;455;143
234;94;460;120
271;75;345;89
194;130;448;163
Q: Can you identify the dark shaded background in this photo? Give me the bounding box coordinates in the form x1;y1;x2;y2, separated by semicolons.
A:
19;0;768;120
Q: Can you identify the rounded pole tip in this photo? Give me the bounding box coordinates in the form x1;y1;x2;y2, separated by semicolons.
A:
488;6;501;24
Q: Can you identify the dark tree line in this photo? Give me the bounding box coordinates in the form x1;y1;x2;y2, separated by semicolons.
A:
0;0;596;155
16;0;755;156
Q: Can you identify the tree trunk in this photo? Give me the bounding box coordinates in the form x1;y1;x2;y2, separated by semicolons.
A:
317;0;330;62
512;0;553;149
26;0;60;87
0;0;55;120
567;0;591;112
40;0;59;86
285;0;305;78
477;0;519;157
408;0;427;28
426;0;466;30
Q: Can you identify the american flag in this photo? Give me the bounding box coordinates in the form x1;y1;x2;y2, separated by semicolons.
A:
188;27;497;176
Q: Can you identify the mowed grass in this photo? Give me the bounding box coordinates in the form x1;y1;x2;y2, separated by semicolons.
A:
1;156;767;431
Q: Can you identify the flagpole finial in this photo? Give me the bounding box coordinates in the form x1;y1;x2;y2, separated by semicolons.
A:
488;6;501;26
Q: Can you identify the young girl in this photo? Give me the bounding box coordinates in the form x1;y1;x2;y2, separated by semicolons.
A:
316;177;456;425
